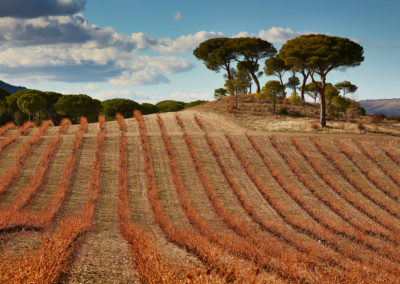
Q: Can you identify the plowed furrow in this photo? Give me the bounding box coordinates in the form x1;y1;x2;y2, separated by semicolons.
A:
0;117;106;283
175;114;361;280
59;126;98;217
270;134;391;238
176;114;314;252
0;120;71;223
145;115;193;230
385;143;400;166
335;139;400;204
0;126;57;209
0;122;35;155
0;123;16;136
126;128;197;267
136;112;275;283
292;136;400;234
360;140;400;186
267;135;400;263
27;125;78;211
66;128;135;283
313;138;400;225
0;128;38;176
352;139;400;192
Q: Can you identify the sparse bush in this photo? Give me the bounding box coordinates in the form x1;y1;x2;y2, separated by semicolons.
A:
261;80;286;113
370;113;386;123
288;91;303;106
227;101;234;113
388;115;400;121
357;122;366;131
292;110;301;117
279;106;288;115
214;88;227;99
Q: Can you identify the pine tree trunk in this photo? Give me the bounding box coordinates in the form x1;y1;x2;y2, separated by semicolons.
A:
227;68;232;80
320;79;327;127
250;71;260;93
300;75;307;101
273;96;276;113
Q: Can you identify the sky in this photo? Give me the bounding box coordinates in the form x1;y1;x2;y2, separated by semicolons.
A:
0;0;399;103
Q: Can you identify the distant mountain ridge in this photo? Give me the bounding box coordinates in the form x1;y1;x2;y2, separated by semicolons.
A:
359;99;400;116
0;80;26;94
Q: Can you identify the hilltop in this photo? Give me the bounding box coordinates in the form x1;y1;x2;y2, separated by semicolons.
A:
191;94;400;136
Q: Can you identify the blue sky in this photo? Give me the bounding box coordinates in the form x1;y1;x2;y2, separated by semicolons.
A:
0;0;399;103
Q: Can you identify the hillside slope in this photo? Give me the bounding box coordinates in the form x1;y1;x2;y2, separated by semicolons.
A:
360;99;400;116
193;94;400;136
0;80;26;94
0;111;400;282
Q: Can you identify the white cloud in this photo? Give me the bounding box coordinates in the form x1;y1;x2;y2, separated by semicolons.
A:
109;70;169;86
233;27;310;43
173;11;182;21
152;31;224;54
257;27;310;43
233;31;255;38
0;11;311;87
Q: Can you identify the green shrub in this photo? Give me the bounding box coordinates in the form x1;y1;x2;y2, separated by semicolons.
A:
288;92;303;106
101;98;140;120
184;100;207;108
214;88;227;99
140;103;158;115
155;100;186;113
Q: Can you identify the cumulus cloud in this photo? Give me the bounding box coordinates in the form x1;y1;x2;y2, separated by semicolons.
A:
0;15;224;56
0;44;193;85
233;27;310;43
0;14;137;49
258;27;308;43
152;31;224;54
0;8;309;87
109;70;169;86
0;0;86;18
173;11;182;21
0;13;196;85
233;31;255;38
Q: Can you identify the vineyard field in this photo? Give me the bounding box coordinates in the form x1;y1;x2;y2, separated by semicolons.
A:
0;110;400;283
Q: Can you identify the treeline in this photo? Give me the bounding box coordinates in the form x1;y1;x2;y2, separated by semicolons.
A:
0;88;206;126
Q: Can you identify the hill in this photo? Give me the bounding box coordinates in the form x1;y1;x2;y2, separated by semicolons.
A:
0;80;26;94
1;111;400;282
193;94;400;136
359;99;400;116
